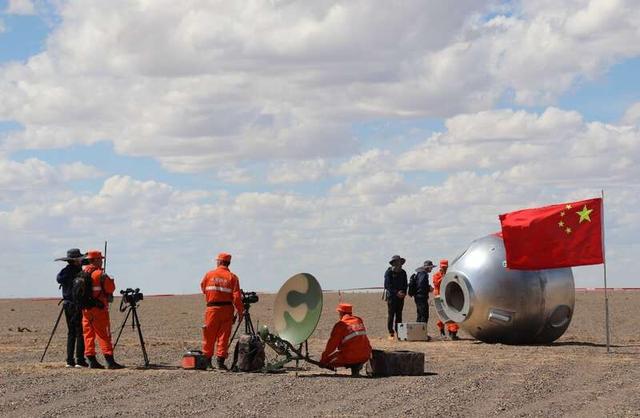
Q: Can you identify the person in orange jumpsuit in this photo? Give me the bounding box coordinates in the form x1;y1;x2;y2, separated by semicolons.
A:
320;303;372;376
432;259;460;340
200;252;244;370
82;250;124;369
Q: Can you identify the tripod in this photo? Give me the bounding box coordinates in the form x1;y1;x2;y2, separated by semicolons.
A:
113;298;149;367
229;301;255;348
40;300;64;362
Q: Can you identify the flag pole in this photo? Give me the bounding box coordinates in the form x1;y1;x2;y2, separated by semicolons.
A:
601;189;611;354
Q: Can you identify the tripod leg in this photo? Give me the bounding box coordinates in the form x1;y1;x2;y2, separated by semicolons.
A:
227;317;243;350
113;307;132;350
132;309;149;367
40;304;65;363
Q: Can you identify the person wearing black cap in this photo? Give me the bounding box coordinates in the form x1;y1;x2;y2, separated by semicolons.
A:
384;255;408;340
55;248;88;368
409;260;435;327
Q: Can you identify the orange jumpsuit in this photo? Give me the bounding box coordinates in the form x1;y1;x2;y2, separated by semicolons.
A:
320;314;372;367
82;266;115;357
433;270;460;334
201;265;244;359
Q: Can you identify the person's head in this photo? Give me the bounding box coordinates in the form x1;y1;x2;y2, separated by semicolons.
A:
216;252;232;267
336;303;353;318
439;259;448;273
389;255;405;270
70;258;83;267
423;260;435;272
86;250;104;268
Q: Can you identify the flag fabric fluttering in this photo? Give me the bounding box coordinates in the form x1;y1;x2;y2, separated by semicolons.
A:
499;198;604;270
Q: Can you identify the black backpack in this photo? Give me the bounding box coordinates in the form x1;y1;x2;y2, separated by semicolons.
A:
232;334;265;372
72;271;104;309
408;273;417;297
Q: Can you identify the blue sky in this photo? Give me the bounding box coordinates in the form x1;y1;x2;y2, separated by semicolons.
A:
1;1;639;297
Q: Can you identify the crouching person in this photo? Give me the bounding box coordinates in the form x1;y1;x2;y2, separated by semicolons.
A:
320;303;372;376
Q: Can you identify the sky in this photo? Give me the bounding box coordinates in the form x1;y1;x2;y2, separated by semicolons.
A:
1;0;639;298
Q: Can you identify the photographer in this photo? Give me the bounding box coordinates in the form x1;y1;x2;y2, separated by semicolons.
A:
55;248;87;368
81;250;125;369
200;252;244;370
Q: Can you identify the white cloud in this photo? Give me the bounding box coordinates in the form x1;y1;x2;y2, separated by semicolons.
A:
5;0;35;15
337;149;394;176
0;18;6;34
3;1;638;171
0;158;102;204
399;107;640;187
622;101;640;126
267;159;328;184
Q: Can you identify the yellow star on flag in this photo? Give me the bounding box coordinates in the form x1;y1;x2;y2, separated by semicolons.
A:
576;205;593;223
558;221;564;227
566;204;572;209
565;227;572;234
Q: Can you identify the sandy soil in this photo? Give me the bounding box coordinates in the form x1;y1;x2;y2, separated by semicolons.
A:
1;291;639;417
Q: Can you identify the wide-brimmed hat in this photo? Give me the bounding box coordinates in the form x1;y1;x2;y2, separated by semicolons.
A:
54;248;85;262
389;255;406;265
336;303;353;314
423;260;435;268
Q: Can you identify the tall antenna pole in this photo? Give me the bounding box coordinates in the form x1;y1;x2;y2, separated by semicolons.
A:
103;240;108;273
601;190;611;354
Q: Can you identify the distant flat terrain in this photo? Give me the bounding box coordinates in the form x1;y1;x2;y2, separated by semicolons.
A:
1;291;638;417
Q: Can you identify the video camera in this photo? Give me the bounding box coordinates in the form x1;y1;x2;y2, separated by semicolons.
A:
241;290;259;306
120;288;144;306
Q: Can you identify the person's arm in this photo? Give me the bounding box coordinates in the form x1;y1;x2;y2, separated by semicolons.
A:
232;275;244;319
200;273;208;294
320;322;345;364
384;268;392;291
56;267;66;285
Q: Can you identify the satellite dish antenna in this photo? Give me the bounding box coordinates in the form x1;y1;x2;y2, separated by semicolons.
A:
273;273;323;345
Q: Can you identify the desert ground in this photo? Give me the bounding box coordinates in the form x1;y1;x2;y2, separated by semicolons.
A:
1;291;639;417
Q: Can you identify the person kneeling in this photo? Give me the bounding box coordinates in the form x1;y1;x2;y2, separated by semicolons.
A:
320;303;372;376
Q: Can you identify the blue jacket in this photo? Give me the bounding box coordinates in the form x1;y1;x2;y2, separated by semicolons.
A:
384;267;407;300
56;264;81;302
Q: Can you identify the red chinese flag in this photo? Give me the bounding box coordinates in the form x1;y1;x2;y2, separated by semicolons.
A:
499;198;604;270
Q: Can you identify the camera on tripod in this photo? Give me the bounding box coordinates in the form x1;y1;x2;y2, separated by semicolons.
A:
114;287;149;367
241;290;259;306
120;288;144;306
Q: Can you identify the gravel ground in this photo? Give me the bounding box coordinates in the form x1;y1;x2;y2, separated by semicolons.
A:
1;291;639;417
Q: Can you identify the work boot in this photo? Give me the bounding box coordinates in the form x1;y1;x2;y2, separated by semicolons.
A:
75;358;89;368
206;357;214;370
65;360;75;368
350;364;362;377
216;357;228;370
87;356;104;369
450;332;460;341
439;328;446;337
105;355;125;370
